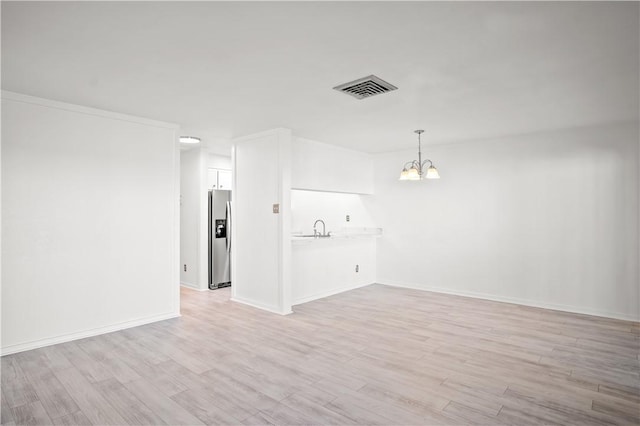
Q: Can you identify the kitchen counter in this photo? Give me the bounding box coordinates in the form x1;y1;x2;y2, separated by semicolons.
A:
291;227;382;242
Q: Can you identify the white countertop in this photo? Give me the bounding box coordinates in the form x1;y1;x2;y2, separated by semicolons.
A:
291;227;382;242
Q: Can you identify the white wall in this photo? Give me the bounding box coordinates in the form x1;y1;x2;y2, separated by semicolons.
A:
1;92;180;354
292;137;373;194
180;148;205;290
374;122;639;321
232;129;292;314
208;153;232;170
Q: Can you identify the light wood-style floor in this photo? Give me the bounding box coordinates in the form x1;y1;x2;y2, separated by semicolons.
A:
2;284;639;425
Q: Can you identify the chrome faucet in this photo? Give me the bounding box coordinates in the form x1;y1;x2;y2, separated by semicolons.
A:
313;219;327;238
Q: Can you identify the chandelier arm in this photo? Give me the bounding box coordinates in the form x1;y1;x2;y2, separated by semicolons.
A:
420;159;433;168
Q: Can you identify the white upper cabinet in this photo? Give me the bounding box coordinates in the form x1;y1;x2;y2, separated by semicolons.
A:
291;137;373;194
207;169;218;189
217;169;232;190
208;168;232;190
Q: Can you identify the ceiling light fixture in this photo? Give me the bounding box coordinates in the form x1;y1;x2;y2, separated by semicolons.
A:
399;130;440;181
179;136;201;144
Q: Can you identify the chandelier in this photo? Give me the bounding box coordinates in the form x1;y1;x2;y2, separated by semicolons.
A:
399;130;440;181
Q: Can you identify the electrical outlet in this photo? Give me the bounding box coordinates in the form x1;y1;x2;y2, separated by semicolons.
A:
355;264;359;273
273;204;280;214
184;264;187;272
346;215;350;222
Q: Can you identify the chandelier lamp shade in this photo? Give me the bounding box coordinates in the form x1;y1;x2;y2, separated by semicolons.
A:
399;130;440;181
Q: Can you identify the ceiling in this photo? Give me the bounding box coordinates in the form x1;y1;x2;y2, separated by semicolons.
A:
2;1;638;153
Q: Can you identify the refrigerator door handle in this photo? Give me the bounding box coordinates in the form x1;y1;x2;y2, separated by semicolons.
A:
226;201;232;253
208;191;213;287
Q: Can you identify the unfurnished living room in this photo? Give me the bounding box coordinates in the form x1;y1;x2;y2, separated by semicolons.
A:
1;1;639;425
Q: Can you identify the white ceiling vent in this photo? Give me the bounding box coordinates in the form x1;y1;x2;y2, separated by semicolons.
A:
333;75;398;100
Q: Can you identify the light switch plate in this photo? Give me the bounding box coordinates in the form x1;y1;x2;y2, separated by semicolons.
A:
273;204;280;214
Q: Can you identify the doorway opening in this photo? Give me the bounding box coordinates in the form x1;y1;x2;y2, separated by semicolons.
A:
208;189;232;290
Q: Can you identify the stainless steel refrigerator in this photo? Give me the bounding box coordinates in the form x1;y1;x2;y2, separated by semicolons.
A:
208;190;231;290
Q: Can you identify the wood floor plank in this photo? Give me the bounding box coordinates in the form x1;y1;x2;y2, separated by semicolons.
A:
443;401;506;425
591;398;640;424
122;379;205;425
10;401;53;426
51;411;92;426
22;371;79;421
357;382;451;415
170;388;248;424
278;392;356;425
100;337;188;398
77;338;143;384
598;383;640;404
1;390;16;424
259;401;333;426
126;329;211;375
201;365;281;412
240;411;277;425
39;346;74;373
289;383;337;407
1;356;39;409
328;391;456;426
501;387;623;425
55;342;113;384
202;357;302;402
436;380;504;416
13;349;80;422
324;396;401;426
497;402;566;425
53;367;127;425
95;378;167;425
163;366;259;421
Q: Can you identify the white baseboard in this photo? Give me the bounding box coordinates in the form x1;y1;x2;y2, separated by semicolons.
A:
293;281;374;306
379;280;639;322
230;296;292;316
1;311;181;356
180;281;207;291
